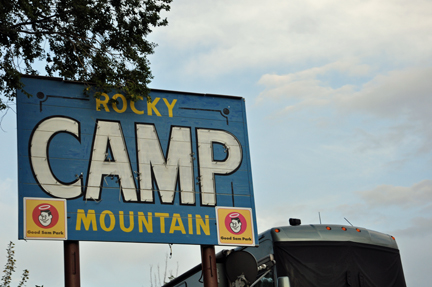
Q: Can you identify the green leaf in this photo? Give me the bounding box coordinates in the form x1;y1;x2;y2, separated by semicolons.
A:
0;0;171;110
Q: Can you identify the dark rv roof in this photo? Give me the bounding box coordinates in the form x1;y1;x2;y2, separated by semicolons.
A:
163;224;400;287
20;75;244;100
274;241;406;287
265;224;399;249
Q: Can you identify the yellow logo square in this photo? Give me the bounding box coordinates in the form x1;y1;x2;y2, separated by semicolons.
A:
24;198;67;240
216;207;255;246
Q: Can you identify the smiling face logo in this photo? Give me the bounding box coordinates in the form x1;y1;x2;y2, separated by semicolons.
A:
39;209;52;226
225;212;247;235
32;204;59;229
230;216;242;233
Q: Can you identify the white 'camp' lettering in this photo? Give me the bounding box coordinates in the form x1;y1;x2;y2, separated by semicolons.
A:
29;118;243;206
136;124;194;204
30;117;83;199
197;129;243;206
85;121;137;201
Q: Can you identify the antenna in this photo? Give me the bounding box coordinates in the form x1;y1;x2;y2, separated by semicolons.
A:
344;217;353;226
319;212;322;224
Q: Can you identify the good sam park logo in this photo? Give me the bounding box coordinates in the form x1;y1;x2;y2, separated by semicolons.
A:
216;207;254;246
24;198;67;240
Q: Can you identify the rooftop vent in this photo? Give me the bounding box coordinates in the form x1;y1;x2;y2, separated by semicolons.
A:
289;218;301;226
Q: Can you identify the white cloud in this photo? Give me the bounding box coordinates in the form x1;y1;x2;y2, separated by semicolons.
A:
257;65;432;157
258;65;432;117
357;180;432;209
152;0;432;77
393;217;432;238
337;68;432;121
257;59;367;104
255;179;432;235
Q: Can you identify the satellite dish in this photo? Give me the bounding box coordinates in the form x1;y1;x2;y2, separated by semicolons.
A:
225;251;258;283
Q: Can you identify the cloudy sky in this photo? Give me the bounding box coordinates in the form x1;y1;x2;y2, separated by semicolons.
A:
1;0;432;286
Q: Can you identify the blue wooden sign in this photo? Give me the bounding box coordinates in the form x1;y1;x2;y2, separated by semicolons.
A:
17;76;257;246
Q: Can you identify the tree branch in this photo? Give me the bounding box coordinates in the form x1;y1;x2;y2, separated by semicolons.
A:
10;13;59;29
